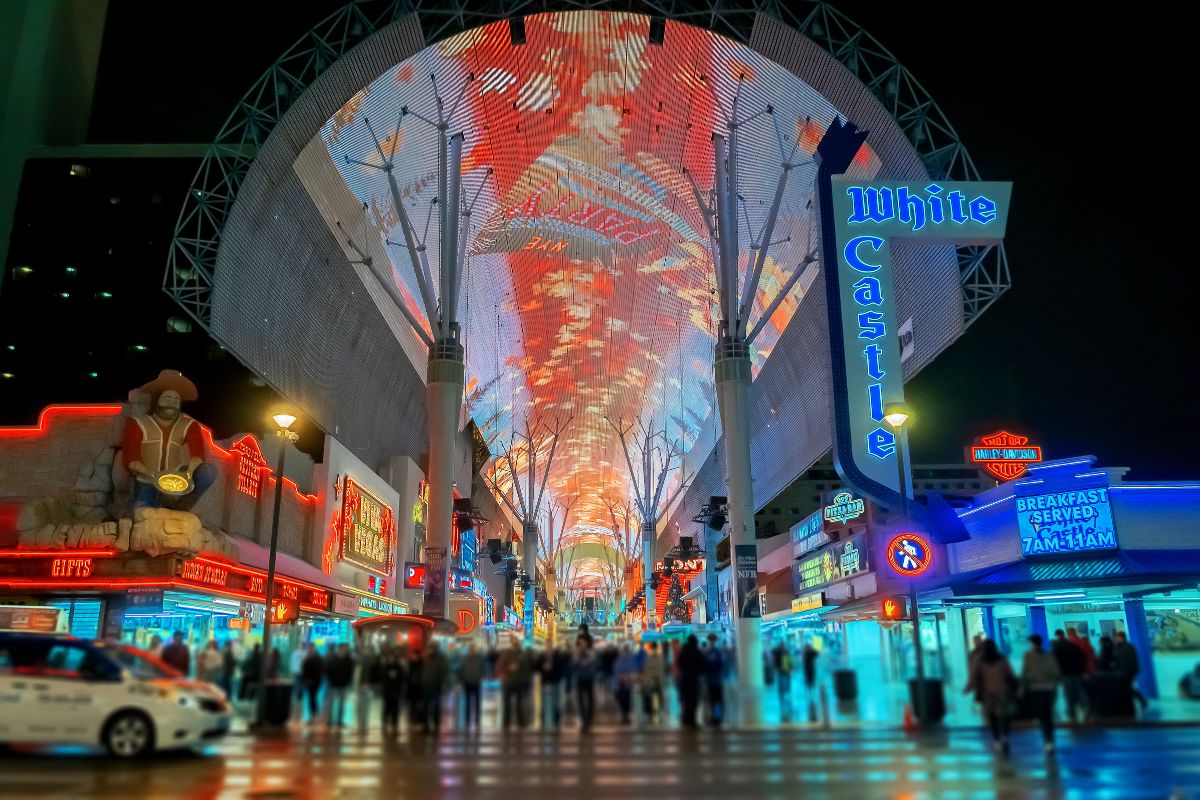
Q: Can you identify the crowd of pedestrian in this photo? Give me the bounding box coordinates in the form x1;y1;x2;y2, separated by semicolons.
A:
965;626;1147;756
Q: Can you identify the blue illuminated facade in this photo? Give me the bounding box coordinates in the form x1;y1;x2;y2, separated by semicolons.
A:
942;456;1200;702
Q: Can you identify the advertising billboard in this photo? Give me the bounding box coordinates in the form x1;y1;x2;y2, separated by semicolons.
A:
815;116;1011;513
1016;488;1117;556
339;477;397;577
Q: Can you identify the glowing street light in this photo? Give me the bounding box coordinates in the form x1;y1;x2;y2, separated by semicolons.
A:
257;410;300;727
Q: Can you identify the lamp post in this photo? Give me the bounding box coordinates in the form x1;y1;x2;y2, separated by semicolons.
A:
884;402;925;724
256;412;299;727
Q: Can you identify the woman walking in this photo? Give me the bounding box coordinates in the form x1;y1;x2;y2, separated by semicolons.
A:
966;639;1018;756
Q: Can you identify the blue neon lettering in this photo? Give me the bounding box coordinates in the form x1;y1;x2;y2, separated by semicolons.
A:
947;190;968;223
868;383;885;421
857;311;886;340
925;184;944;224
847;187;894;223
844;236;884;272
852;277;883;306
896;187;926;232
867;427;896;459
970;195;998;224
863;344;885;380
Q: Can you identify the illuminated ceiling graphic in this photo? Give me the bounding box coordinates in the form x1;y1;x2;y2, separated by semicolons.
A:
310;11;881;587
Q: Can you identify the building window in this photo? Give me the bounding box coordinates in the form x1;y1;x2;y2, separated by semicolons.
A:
232;437;267;499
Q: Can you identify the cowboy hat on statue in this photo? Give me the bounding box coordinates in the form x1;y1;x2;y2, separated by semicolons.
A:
121;369;214;511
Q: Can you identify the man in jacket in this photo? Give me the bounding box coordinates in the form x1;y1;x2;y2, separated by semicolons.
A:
300;644;325;724
1113;631;1148;712
1051;629;1087;722
324;644;355;729
160;631;190;675
458;645;485;730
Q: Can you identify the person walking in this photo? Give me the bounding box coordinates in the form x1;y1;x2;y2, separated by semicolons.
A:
219;641;237;697
612;644;639;725
772;643;794;722
379;649;406;736
406;646;425;731
161;631;191;676
703;634;726;727
1051;629;1088;723
300;643;325;724
966;639;1018;756
538;646;565;730
573;638;598;732
421;641;449;734
498;642;530;730
1069;627;1097;674
677;635;704;729
197;640;223;684
458;644;485;731
356;650;381;737
240;644;262;702
640;641;666;724
1022;634;1062;754
324;644;355;729
1113;631;1148;713
801;642;819;695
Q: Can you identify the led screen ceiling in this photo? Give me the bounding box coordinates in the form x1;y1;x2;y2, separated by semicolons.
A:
308;11;882;585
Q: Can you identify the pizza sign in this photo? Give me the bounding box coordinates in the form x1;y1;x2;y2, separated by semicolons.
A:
970;431;1043;481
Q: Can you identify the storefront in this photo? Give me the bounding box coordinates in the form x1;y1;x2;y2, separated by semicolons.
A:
0;547;357;666
773;493;957;695
942;456;1200;700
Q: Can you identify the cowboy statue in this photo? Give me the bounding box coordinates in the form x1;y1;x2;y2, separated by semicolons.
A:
121;369;215;510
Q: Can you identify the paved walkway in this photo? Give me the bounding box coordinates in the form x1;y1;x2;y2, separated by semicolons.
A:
4;725;1199;799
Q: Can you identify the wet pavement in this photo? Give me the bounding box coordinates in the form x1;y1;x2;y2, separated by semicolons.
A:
3;724;1199;800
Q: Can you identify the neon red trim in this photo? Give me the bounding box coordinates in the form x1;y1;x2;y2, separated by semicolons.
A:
0;405;123;439
0;549;117;558
197;426;317;506
0;578;329;613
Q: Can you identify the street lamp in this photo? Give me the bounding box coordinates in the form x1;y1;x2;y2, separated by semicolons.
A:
257;411;299;727
885;402;926;724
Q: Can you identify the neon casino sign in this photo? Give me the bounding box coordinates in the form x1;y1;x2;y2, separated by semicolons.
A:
815;119;1012;510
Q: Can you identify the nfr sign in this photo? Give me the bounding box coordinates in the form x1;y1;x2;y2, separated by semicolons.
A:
815;119;1011;510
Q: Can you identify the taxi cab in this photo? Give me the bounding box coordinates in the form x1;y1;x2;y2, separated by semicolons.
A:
0;633;232;758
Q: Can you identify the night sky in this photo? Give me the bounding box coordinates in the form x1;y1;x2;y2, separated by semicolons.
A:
70;1;1193;478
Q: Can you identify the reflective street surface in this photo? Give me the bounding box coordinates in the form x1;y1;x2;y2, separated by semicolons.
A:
4;725;1200;800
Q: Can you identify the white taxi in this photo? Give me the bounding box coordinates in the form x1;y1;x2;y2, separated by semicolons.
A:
0;633;232;757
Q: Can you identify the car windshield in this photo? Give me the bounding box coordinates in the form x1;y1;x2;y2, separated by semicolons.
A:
101;643;182;680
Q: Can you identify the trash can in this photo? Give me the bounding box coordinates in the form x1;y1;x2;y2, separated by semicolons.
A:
263;679;293;726
908;678;945;724
833;669;858;701
1090;673;1136;718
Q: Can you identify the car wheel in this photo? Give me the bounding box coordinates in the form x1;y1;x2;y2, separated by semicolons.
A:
103;711;155;758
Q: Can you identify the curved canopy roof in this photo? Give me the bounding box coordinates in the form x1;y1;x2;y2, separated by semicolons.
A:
300;11;886;586
200;7;981;593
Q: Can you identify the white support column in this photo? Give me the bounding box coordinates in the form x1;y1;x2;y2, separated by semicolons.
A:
424;341;463;620
716;341;764;724
523;519;538;644
642;521;657;633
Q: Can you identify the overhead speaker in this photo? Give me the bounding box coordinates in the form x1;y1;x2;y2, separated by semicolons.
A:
508;17;526;46
453;497;474;531
648;16;665;45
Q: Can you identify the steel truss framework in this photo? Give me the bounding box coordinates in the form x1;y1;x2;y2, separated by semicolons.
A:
165;0;1008;329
